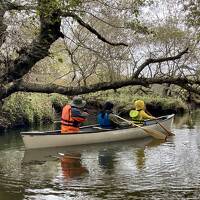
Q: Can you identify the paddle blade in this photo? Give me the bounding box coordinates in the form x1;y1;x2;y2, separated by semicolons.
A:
157;122;174;136
142;127;166;140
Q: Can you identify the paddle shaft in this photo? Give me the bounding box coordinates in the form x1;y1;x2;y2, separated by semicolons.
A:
113;114;166;140
156;121;174;136
145;109;174;136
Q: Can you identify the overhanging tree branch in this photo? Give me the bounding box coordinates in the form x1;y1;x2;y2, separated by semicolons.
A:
0;77;197;100
0;1;198;104
60;11;128;47
133;48;189;78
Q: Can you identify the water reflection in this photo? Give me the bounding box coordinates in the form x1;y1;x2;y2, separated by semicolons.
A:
174;113;195;129
22;137;156;165
2;111;200;199
135;149;146;170
98;150;115;170
135;139;165;170
23;148;63;164
60;153;88;179
22;137;158;180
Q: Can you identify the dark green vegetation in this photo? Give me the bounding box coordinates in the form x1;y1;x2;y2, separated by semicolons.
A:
85;88;189;116
0;93;69;129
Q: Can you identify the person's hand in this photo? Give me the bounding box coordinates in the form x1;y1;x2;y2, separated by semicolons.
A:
128;122;133;126
82;110;89;116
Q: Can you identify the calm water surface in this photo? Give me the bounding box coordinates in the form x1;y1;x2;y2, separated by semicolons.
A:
0;111;200;200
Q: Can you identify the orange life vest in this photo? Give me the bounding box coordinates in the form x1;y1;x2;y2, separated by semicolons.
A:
61;105;79;133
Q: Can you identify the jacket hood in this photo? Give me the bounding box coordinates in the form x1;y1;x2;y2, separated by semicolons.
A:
134;100;145;110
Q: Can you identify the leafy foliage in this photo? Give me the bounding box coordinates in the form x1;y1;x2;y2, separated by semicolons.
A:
2;93;55;126
84;87;187;113
50;93;69;111
184;0;200;27
0;0;200;111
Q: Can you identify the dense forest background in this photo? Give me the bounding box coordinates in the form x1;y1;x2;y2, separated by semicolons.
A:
0;0;200;128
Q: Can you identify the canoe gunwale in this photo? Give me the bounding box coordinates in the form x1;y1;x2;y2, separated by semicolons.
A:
21;126;133;136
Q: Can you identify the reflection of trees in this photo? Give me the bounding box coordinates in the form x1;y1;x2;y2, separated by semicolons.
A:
0;149;25;199
174;113;195;129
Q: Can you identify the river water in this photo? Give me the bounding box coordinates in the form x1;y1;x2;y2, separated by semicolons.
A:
0;111;200;200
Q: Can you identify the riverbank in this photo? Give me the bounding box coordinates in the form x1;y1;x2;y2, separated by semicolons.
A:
0;93;69;130
84;89;188;116
0;91;190;130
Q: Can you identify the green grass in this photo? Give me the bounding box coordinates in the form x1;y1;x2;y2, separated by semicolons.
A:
2;92;69;126
83;88;188;112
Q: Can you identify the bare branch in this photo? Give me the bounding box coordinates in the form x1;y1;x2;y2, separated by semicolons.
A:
133;48;189;78
70;9;125;29
60;11;128;47
9;77;199;98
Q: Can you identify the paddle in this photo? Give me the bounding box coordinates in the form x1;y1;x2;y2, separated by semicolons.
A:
145;110;174;136
156;120;175;136
113;114;167;140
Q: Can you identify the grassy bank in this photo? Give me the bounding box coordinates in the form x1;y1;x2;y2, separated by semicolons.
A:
1;92;69;128
84;89;188;116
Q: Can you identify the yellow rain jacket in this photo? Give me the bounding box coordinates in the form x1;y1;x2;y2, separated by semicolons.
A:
129;100;155;122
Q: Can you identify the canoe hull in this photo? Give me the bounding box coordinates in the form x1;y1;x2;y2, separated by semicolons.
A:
21;114;174;149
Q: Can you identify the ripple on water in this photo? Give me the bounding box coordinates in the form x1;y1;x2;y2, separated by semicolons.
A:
2;119;200;199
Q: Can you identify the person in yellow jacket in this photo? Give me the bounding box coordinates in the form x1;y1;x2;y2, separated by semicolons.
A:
129;100;156;124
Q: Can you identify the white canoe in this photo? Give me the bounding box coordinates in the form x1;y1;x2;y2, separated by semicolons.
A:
21;114;174;149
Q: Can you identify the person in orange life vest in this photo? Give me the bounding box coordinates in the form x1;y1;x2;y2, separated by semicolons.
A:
61;96;89;133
